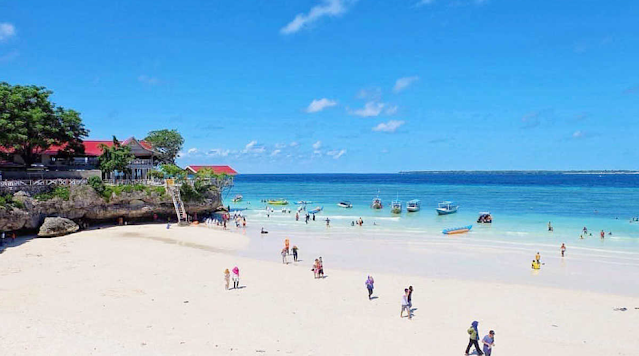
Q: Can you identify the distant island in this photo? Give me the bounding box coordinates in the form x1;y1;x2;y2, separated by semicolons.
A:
399;170;639;175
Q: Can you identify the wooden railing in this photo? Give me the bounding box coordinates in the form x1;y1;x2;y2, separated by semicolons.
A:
0;178;88;191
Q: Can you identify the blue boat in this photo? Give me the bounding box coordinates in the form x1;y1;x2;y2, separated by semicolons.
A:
436;201;458;215
442;225;472;235
309;206;323;214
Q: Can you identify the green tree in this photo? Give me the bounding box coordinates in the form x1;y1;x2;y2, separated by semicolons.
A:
160;164;185;180
98;136;134;179
0;82;89;166
144;129;184;164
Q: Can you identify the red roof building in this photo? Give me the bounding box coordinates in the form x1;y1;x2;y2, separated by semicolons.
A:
184;165;238;175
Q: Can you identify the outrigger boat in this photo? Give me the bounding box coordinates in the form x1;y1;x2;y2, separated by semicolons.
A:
337;201;353;208
309;206;323;214
442;225;472;235
406;199;421;212
232;194;243;203
268;199;289;205
371;191;383;209
436;201;458;215
296;200;312;205
391;198;402;214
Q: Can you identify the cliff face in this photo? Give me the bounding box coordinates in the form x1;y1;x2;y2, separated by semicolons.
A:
0;185;221;232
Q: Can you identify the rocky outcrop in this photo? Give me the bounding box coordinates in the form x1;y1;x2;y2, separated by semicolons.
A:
38;217;79;237
0;184;221;232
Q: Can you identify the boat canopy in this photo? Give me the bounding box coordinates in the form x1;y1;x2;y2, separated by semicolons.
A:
407;199;420;204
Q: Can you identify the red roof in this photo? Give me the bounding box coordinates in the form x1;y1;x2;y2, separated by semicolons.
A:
185;165;237;175
40;138;155;156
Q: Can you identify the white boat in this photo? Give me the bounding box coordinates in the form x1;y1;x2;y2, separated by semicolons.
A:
337;201;353;208
407;199;421;212
391;199;402;214
436;201;458;215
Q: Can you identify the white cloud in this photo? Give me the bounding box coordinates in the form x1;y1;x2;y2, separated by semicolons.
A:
312;141;322;149
326;149;347;159
393;76;419;93
372;120;405;133
137;75;161;85
0;23;16;41
207;148;231;157
187;148;198;155
290;141;299;147
280;0;356;35
356;87;382;101
270;149;282;157
242;140;266;154
306;98;337;113
572;130;584;138
385;105;398;115
351;101;385;117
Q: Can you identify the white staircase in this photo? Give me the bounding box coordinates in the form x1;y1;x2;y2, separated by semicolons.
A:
166;179;187;224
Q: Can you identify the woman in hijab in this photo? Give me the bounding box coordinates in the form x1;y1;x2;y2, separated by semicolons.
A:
232;266;240;289
465;321;483;356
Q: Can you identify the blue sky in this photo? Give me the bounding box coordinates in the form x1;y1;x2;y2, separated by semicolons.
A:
1;0;638;173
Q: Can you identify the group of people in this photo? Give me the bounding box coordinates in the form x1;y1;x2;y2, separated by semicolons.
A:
280;238;299;264
465;321;496;356
400;286;414;319
350;217;365;226
531;244;567;269
312;257;324;278
223;266;241;290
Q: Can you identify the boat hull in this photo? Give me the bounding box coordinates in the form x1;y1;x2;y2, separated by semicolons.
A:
407;207;420;212
442;225;473;235
436;208;458;215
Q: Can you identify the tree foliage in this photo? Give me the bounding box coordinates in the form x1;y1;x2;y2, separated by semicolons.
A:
144;129;184;164
160;164;185;179
98;136;134;178
0;82;89;165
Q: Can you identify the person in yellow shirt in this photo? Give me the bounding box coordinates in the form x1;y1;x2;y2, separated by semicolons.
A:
531;260;540;270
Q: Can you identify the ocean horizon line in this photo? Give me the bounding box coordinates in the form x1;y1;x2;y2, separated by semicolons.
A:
232;170;639;175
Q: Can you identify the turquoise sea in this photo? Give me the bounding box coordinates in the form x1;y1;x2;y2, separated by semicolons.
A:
228;173;639;250
224;173;639;294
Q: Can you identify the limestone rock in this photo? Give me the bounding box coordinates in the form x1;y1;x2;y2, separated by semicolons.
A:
38;217;79;237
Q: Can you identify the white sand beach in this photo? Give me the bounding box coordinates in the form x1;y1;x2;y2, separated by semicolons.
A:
1;224;638;356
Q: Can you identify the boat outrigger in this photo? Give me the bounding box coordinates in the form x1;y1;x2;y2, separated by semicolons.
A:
477;212;493;224
337;201;353;208
268;199;289;205
391;199;402;214
407;199;421;212
436;201;458;215
232;194;243;203
309;206;323;214
442;225;472;235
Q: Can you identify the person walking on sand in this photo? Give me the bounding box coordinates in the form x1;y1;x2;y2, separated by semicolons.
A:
465;321;483;356
400;289;411;319
318;257;324;278
365;276;375;300
313;259;320;279
232;266;240;289
284;238;290;255
482;330;495;356
535;252;541;263
407;285;414;309
292;245;299;262
561;243;566;257
281;248;288;264
224;269;230;290
325;218;330;227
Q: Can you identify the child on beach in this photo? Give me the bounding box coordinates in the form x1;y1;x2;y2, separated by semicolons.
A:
318;257;324;278
224;269;230;290
482;330;495;356
532;259;540;269
561;243;566;257
313;259;320;279
465;321;483;356
232;267;240;289
365;276;374;300
281;248;288;264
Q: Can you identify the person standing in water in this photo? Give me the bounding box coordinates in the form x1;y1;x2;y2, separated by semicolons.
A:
482;330;495;356
600;230;605;239
548;221;553;231
561;243;566;257
325;218;330;227
465;321;483;356
224;269;230;290
365;276;375;300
